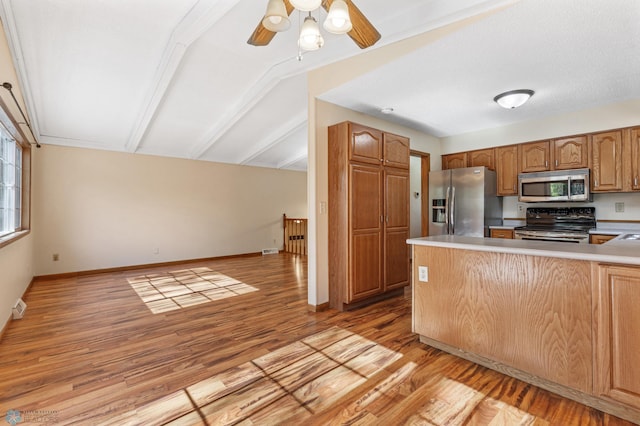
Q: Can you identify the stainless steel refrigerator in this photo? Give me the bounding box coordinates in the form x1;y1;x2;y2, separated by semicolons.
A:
429;166;502;237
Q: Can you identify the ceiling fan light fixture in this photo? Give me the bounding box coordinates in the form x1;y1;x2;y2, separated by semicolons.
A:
262;0;291;32
323;0;352;34
290;0;322;12
493;89;534;109
298;14;324;51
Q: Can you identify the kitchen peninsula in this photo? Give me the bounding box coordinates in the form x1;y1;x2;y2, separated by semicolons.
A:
407;235;640;423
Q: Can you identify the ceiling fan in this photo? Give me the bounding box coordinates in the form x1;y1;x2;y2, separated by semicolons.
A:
247;0;381;50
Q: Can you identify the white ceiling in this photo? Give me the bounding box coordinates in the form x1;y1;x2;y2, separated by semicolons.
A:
2;0;639;171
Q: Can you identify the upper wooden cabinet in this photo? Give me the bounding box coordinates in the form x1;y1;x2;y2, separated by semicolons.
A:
591;130;623;192
496;145;519;196
552;136;588;170
468;148;495;170
383;132;410;169
442;152;467;170
520;140;551;172
349;123;383;165
628;127;640;191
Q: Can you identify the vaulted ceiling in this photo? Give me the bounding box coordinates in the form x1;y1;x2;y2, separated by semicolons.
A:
1;0;639;171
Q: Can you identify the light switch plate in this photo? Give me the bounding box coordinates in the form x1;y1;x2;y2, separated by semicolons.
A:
418;266;428;282
615;202;625;213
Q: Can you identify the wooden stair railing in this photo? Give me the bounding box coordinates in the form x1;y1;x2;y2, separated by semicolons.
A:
283;214;308;255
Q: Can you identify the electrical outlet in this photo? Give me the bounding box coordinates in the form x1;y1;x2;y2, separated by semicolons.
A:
517;203;526;213
52;253;59;261
418;266;429;282
615;202;625;213
153;248;159;254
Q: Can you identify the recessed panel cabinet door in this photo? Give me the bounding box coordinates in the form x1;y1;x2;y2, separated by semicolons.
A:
349;123;383;165
595;265;640;410
496;145;519;196
384;169;409;289
520;140;550;172
591;131;623;191
383;133;410;169
552;136;588;169
631;127;640;191
349;164;383;302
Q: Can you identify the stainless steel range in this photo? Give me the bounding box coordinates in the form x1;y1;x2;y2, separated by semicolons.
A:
514;207;595;244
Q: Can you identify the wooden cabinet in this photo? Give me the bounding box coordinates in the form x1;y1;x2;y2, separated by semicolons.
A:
468;148;495;170
490;228;514;239
628;127;640;191
552;136;588;170
413;246;592;392
520;140;550;172
590;234;615;245
496;145;519;196
594;265;640;411
329;121;410;310
591;130;623;192
383;132;410;169
442;152;467;170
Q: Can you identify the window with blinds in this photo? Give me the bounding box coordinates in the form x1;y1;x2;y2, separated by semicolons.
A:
0;126;22;237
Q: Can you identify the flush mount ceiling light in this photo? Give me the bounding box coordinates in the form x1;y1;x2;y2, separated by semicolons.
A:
248;0;381;52
380;107;394;114
494;89;535;109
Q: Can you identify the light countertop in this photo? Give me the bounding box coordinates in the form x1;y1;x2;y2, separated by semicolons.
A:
407;235;640;266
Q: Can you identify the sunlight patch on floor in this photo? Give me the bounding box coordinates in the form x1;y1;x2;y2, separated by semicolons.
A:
127;267;258;314
131;326;402;424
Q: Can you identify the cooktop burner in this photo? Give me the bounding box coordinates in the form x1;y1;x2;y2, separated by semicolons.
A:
516;207;596;233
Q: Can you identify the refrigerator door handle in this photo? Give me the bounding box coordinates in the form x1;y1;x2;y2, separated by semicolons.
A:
445;186;450;234
450;186;456;235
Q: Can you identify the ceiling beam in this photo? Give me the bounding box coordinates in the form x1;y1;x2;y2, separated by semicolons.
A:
124;0;241;153
277;151;307;170
239;112;307;165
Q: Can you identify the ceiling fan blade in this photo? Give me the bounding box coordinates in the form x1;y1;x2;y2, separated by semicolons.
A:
247;0;296;46
322;0;381;49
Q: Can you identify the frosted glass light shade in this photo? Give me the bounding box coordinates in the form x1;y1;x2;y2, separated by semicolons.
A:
298;15;324;51
263;0;291;32
290;0;322;12
323;0;352;34
493;89;534;109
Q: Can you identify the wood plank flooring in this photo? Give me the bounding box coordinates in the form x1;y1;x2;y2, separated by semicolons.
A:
0;253;636;425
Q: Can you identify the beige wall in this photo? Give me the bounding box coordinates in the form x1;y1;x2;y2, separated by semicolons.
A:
441;99;640;153
442;99;640;221
0;19;34;329
33;145;307;275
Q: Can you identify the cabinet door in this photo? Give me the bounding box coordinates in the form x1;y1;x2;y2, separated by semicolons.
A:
383;133;410;169
591;131;623;192
442;153;467;170
349;123;383;165
496;145;519;196
490;229;514;239
590;234;615;245
631;127;640;191
552;136;588;170
384;168;409;290
349;164;383;302
520;141;550;172
595;265;640;410
469;148;495;170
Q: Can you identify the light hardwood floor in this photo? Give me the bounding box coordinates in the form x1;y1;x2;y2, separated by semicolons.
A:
0;253;635;425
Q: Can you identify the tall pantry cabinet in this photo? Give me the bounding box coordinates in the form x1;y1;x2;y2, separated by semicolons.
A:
328;121;410;311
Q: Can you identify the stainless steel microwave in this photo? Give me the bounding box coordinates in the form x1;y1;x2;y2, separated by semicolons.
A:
518;168;592;202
